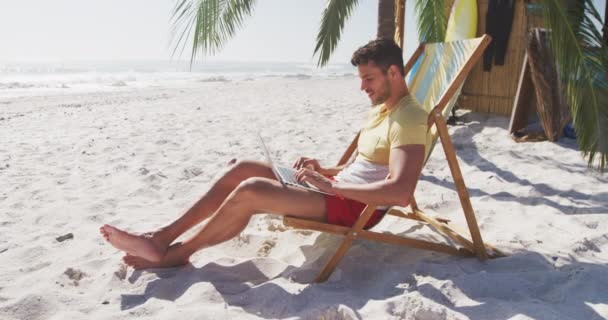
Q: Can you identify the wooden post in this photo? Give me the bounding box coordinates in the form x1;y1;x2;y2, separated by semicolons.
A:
509;53;536;135
395;0;406;48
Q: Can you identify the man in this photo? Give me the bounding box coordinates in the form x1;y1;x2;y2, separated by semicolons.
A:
100;39;431;269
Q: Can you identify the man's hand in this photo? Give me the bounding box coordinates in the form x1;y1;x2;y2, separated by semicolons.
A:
295;168;335;194
293;157;321;171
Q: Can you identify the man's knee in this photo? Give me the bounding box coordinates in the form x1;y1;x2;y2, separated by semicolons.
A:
224;159;272;183
225;177;273;212
222;159;256;184
234;177;271;197
226;159;258;175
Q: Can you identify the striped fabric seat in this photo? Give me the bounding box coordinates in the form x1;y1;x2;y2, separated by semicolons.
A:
407;37;485;160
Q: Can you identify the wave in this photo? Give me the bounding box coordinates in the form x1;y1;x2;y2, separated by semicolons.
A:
0;61;357;93
0;82;39;89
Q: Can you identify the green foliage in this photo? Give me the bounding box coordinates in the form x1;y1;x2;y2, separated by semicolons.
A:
540;0;608;171
171;0;257;65
313;0;360;67
313;0;448;65
414;0;448;43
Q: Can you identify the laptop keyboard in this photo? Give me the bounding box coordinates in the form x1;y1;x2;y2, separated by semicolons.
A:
276;166;308;186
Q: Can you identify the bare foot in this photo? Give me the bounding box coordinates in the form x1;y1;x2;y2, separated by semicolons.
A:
99;224;167;262
123;243;190;269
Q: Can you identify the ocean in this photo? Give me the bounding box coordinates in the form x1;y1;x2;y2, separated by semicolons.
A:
0;60;357;97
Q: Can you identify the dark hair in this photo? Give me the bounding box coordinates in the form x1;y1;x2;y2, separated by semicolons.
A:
351;38;405;76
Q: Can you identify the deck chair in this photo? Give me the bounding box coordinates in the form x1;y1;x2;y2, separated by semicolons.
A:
284;35;504;283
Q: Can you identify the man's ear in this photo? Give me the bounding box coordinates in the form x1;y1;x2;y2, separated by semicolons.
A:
389;65;398;78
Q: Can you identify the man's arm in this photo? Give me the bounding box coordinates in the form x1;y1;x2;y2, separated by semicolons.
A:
318;163;349;176
328;144;425;206
293;155;356;177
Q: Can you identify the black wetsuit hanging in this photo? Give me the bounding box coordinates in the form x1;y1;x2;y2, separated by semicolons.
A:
483;0;516;71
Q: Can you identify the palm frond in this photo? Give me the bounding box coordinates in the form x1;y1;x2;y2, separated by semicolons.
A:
540;0;608;171
414;0;448;43
170;0;257;66
313;0;359;67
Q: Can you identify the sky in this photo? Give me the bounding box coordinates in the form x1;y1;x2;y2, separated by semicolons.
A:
0;0;416;64
0;0;605;65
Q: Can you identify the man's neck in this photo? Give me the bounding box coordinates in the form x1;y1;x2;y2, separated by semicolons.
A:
383;86;410;112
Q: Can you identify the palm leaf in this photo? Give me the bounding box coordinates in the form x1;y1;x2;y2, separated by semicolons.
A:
540;0;608;171
313;0;359;67
170;0;257;65
414;0;448;43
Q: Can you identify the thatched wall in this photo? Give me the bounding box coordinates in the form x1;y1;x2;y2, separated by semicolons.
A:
456;0;544;115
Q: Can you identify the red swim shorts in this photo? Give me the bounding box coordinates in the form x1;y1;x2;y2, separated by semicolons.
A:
325;195;387;230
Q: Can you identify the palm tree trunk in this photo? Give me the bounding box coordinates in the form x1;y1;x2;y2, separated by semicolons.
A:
377;0;396;40
527;29;570;142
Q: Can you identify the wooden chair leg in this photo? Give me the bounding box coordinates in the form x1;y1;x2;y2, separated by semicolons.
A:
414;209;477;253
444;222;507;258
315;204;378;282
315;233;356;282
433;111;488;260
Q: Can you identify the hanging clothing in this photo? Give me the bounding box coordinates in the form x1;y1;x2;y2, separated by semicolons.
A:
483;0;516;71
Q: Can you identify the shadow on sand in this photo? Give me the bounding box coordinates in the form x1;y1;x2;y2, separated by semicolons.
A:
120;230;608;319
422;112;608;215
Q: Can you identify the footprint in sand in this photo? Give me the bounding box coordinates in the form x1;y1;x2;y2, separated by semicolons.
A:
267;222;287;232
585;221;599;229
258;240;276;256
64;267;87;286
573;238;602;253
0;294;56;320
142;172;167;183
181;167;203;180
155;139;169;145
295;230;313;236
114;264;127;280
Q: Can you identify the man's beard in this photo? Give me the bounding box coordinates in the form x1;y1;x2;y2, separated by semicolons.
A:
371;80;391;106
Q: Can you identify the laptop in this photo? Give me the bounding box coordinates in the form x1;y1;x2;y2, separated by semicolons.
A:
257;133;332;195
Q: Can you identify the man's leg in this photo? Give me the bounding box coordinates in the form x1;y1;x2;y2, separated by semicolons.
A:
153;160;277;243
100;160;277;261
123;177;327;269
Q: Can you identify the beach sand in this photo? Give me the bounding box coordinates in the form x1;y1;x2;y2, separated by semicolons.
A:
1;77;607;319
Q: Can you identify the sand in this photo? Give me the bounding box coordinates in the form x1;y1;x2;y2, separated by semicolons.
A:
1;77;607;320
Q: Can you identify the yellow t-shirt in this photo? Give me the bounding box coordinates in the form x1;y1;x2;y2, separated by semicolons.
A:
357;94;431;165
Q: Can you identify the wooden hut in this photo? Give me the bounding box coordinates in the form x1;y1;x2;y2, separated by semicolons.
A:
456;0;544;116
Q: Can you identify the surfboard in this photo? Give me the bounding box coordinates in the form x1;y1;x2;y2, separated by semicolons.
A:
445;0;478;41
407;0;478;86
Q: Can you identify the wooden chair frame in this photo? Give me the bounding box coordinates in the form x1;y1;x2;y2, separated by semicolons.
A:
284;35;504;283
